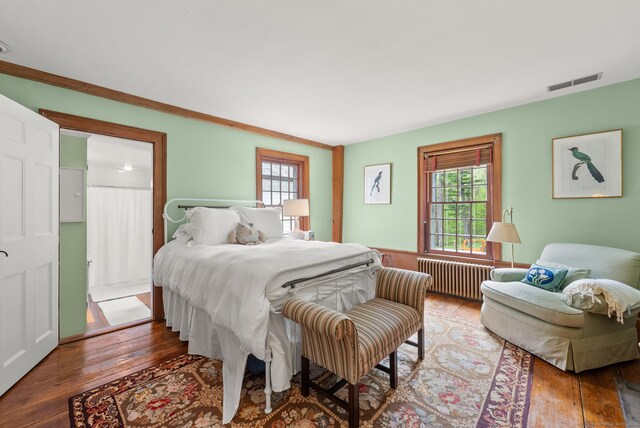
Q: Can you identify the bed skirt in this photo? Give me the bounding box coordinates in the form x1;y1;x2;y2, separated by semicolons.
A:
163;287;302;391
160;267;377;420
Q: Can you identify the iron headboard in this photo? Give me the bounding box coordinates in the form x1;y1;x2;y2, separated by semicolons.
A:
162;198;264;243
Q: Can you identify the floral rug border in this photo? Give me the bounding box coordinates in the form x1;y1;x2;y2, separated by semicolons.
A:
477;341;534;427
415;309;534;427
68;354;205;428
68;309;534;427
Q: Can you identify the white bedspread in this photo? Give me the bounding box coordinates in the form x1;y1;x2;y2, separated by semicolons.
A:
153;238;380;423
154;238;377;358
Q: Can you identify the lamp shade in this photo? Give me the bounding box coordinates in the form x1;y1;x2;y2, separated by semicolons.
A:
486;222;521;244
283;198;309;217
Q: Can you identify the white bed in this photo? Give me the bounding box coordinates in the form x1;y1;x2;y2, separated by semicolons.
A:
153;199;381;423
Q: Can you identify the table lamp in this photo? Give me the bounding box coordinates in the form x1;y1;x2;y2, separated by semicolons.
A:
283;198;309;239
486;207;521;268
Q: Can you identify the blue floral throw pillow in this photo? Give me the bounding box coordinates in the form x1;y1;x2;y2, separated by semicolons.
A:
521;264;569;291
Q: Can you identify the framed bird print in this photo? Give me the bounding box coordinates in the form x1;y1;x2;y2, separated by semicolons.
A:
552;129;622;199
364;163;392;204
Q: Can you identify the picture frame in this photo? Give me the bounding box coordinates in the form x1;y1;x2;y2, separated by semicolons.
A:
552;129;622;199
364;163;392;204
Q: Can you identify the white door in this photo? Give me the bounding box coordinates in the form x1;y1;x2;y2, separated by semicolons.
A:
0;94;59;396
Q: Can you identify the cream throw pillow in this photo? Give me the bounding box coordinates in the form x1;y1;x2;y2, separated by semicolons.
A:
231;206;283;239
186;207;241;245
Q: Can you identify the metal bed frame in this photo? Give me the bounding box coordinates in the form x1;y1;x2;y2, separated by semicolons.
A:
160;198;380;416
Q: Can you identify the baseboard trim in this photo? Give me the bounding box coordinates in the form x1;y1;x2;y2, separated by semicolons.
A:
374;247;529;270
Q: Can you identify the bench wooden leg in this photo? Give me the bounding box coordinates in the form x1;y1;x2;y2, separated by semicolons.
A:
389;350;397;388
418;328;424;360
348;382;359;428
301;355;310;397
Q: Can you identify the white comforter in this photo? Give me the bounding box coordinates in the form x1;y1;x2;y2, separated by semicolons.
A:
154;238;379;422
153;238;379;359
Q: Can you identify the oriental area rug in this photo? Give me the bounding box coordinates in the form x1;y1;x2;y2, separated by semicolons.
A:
69;310;533;427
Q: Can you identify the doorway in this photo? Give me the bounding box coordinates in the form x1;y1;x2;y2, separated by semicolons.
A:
85;134;153;332
42;110;166;342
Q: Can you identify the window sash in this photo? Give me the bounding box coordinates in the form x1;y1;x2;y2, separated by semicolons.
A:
257;149;310;232
261;159;302;233
426;165;492;257
417;135;501;260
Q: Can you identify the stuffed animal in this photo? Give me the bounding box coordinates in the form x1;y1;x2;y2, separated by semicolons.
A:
228;222;266;245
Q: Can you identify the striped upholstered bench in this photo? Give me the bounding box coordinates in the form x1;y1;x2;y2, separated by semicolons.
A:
283;267;431;427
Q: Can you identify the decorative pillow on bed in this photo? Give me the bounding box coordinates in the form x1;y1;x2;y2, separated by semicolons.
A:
230;206;283;239
186;207;241;245
521;264;568;292
535;259;591;289
172;223;205;245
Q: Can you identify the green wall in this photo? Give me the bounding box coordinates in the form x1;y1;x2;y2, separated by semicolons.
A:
59;135;87;338
0;72;333;339
0;73;333;241
344;78;640;264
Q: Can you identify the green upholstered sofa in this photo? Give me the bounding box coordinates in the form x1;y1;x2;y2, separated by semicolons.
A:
480;243;640;372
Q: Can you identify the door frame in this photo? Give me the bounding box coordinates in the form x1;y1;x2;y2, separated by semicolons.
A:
40;110;167;339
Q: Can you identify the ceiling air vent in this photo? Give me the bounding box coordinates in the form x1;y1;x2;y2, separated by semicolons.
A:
547;73;602;92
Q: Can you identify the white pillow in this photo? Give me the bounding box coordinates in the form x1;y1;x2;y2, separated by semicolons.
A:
186;207;241;245
231;206;283;239
172;223;204;244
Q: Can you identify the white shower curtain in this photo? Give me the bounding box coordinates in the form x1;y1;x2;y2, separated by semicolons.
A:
87;186;152;301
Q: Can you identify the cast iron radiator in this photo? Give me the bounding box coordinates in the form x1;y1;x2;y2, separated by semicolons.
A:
417;258;492;301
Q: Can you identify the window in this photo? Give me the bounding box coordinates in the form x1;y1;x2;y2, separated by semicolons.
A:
256;148;310;233
418;134;502;260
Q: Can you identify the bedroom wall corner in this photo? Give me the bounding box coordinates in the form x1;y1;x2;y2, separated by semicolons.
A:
59;134;88;338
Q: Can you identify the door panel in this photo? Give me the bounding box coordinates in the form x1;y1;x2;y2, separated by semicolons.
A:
34;262;53;343
0;114;24;142
1;155;25;240
0;94;59;396
31;128;52;152
1;271;27;365
34;163;53;236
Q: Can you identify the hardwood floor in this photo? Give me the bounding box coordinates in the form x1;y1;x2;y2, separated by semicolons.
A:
1;293;637;427
425;294;638;428
0;322;187;427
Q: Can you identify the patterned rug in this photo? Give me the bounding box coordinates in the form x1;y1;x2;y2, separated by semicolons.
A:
69;310;533;427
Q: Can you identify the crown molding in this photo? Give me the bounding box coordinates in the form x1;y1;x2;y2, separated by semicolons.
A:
0;60;331;150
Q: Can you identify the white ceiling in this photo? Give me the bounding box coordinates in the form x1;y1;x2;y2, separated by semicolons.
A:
3;1;640;145
68;132;153;171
